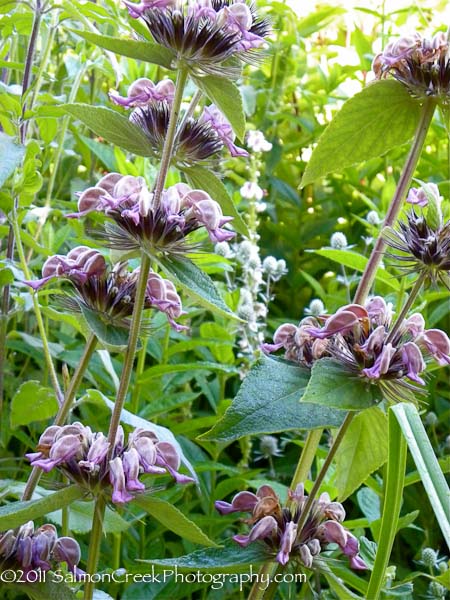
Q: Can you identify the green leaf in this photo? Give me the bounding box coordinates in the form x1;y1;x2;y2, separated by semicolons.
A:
366;409;408;600
69;30;174;69
0;486;84;530
183;166;249;237
139;361;238;383
391;403;450;547
312;249;400;291
80;305;130;349
194;75;246;139
47;500;130;534
62;104;152;156
334;407;388;500
301;80;423;187
134;494;218;547
10;380;58;428
0;132;24;188
0;266;14;286
79;134;118;171
200;356;345;442
8;580;77;600
301;358;377;411
156;255;238;320
135;539;270;572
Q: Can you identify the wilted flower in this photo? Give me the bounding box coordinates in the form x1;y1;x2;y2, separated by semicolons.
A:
26;423;194;505
372;31;450;103
384;184;450;288
215;484;366;570
262;296;450;403
67;175;235;255
246;130;272;153
125;0;270;77
0;522;83;579
110;77;175;107
25;248;187;331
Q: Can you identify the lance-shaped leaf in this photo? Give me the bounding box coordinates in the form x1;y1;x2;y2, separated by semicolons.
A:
301;358;378;411
183;166;249;237
62;104;152;156
155;255;239;320
69;30;174;69
193;75;246;140
200;356;344;442
391;403;450;548
134;494;218;547
301;80;423;187
0;132;24;188
134;539;270;573
0;486;84;530
312;248;400;291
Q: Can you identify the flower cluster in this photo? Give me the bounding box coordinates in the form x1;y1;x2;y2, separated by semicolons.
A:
26;423;194;505
110;76;247;164
215;484;366;570
373;31;450;102
0;521;83;579
25;246;187;331
68;175;235;254
263;296;450;403
384;183;450;288
124;0;270;77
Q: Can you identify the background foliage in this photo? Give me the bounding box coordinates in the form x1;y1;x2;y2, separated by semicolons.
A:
0;0;449;598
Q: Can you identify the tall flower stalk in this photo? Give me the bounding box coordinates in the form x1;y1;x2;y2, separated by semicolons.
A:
249;71;438;600
83;67;189;600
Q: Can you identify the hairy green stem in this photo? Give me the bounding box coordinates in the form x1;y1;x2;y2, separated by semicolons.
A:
84;68;188;600
286;429;322;510
354;98;436;304
386;271;427;343
83;495;106;600
21;334;97;501
152;67;188;207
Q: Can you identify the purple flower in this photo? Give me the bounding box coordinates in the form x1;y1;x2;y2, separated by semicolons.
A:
199;105;248;158
123;0;176;18
419;329;450;365
233;516;278;547
110;77;175;107
216;483;366;571
0;522;83;579
27;422;193;506
110;457;134;504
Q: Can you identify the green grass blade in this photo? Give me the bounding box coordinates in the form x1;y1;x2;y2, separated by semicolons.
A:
366;408;407;600
391;403;450;547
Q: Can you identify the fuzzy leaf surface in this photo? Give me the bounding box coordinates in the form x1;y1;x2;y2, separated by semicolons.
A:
301;80;422;186
62;104;151;156
301;358;377;411
201;356;345;442
69;30;174;69
194;75;246;139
